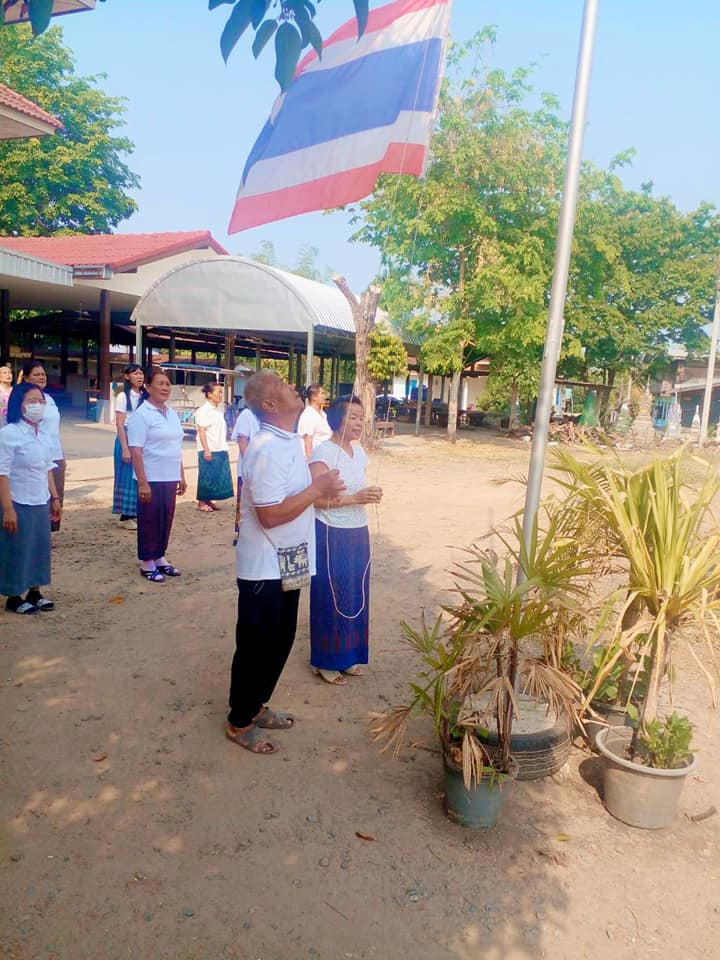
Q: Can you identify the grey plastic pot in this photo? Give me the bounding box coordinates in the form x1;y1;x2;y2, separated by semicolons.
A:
596;726;697;829
584;701;635;751
443;758;509;830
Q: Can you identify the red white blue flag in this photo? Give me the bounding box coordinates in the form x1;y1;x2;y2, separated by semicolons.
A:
228;0;451;233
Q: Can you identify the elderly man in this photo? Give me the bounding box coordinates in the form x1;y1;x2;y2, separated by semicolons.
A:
226;370;345;754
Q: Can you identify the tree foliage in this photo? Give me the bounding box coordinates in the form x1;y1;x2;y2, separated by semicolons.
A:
351;31;720;412
211;0;368;90
0;25;139;235
366;325;406;384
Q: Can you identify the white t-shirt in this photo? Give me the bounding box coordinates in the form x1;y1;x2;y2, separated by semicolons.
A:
0;420;54;505
310;440;369;529
39;393;64;463
126;401;184;483
194;401;228;453
297;405;332;450
115;389;143;415
230;407;261;478
235;423;316;581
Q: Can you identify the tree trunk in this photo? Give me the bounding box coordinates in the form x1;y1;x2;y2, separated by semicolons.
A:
447;368;461;444
510;380;520;430
333;276;381;448
415;360;424;436
424;375;434;426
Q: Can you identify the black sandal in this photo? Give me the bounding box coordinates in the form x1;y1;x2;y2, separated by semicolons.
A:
156;564;181;577
140;568;165;583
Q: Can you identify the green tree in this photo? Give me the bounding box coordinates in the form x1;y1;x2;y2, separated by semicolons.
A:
367;324;406;386
0;25;139;234
352;32;567;437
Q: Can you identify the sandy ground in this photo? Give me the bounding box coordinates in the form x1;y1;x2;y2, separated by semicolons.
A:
1;422;719;960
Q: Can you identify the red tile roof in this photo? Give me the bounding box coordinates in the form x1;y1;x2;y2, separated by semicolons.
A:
0;83;63;130
0;231;229;271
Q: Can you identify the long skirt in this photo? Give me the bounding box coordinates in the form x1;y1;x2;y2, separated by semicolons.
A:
197;451;234;502
112;437;137;516
51;459;65;532
137;481;177;561
0;501;51;596
310;520;370;671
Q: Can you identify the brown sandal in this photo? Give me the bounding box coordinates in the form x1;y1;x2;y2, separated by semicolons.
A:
311;667;347;686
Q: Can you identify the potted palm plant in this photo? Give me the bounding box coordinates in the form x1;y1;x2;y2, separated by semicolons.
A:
551;449;720;828
369;511;588;829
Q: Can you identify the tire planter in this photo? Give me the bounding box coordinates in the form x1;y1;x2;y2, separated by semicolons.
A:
584;700;635;751
596;726;697;829
443;757;508;830
477;696;571;781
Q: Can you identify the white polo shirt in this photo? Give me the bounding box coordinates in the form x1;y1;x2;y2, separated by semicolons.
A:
230;407;261;478
40;393;64;463
194;401;228;453
235;423;316;582
0;420;54;505
126;401;184;483
297;405;332;449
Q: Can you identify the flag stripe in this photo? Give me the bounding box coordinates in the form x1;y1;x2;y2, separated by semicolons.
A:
229;143;426;233
239;111;431;200
297;1;449;77
243;40;442;171
296;0;447;73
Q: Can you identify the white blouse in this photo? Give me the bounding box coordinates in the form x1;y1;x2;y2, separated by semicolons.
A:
310;440;369;529
115;389;143;415
298;405;332;449
0;420;54;505
194;401;228;453
126;402;184;483
40;393;64;463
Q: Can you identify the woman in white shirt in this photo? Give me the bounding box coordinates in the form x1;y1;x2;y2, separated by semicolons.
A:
127;367;187;583
308;397;383;684
0;383;62;614
194;381;234;512
297;384;332;459
112;364;145;530
21;361;65;532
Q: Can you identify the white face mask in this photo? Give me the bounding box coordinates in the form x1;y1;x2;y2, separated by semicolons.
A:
23;402;46;423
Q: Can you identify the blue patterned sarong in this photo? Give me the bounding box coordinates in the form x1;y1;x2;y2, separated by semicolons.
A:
112;436;137;516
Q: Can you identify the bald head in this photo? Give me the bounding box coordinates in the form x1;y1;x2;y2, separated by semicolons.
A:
243;370;304;430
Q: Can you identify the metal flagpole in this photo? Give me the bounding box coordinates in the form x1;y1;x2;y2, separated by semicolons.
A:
519;0;600;571
698;255;720;447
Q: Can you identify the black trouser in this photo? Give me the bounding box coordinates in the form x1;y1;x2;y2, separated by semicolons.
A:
228;579;300;728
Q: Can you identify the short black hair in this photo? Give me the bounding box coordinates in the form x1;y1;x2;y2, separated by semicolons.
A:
6;382;44;424
21;360;45;380
326;395;363;432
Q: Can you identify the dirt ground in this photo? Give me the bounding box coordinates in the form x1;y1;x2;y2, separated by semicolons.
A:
1;424;718;960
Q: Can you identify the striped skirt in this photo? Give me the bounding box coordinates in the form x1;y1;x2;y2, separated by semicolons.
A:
113;437;137;516
310;520;370;672
0;501;51;596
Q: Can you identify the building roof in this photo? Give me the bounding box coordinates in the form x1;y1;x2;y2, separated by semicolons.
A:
132;256;355;337
0;231;229;272
0;82;63;139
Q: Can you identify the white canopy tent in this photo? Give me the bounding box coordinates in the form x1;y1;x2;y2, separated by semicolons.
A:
131;256;355;387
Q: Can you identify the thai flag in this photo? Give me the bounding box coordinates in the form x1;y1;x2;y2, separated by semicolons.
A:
228;0;451;234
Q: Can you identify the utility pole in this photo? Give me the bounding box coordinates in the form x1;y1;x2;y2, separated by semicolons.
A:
698;255;720;447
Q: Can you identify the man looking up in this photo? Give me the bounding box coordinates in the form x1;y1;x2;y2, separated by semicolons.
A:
226;371;345;754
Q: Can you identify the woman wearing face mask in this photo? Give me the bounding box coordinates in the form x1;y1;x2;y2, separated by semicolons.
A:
194;381;234;513
126;366;187;583
112;364;145;530
0;364;13;427
20;361;65;532
0;383;61;614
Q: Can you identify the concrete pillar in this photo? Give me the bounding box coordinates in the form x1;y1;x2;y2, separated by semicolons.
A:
82;338;89;377
168;332;176;363
255;346;262;372
60;333;69;387
99;289;111;423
